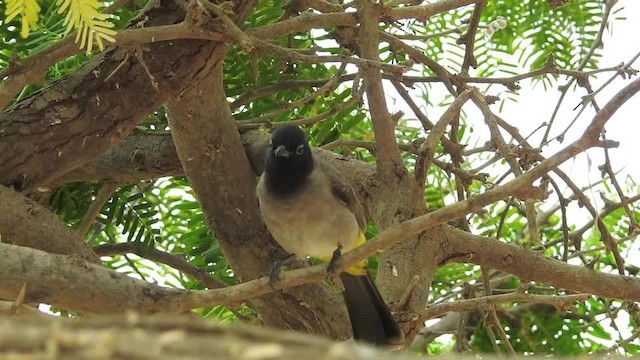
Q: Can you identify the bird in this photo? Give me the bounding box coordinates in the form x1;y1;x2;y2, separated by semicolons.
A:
256;124;404;346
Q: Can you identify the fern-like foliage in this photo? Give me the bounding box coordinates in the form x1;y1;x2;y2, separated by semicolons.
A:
2;0;116;52
56;0;116;52
97;186;163;245
4;0;40;37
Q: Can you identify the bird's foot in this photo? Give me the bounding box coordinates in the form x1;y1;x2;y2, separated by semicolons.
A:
326;245;343;280
267;254;296;289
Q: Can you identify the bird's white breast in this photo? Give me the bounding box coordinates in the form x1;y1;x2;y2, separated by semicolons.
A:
257;170;361;259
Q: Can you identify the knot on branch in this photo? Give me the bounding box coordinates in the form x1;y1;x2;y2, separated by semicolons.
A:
194;0;254;52
543;54;559;74
511;184;547;201
511;146;543;170
617;63;638;79
330;26;360;55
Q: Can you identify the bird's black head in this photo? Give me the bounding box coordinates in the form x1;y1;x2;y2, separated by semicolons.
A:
264;124;314;195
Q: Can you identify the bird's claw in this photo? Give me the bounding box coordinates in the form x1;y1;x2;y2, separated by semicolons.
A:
326;245;342;280
267;254;295;290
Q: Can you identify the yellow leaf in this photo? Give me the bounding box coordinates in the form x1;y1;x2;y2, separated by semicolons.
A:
56;0;116;52
4;0;40;37
20;15;30;37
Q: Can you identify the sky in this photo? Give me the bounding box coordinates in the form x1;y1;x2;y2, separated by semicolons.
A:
384;0;640;238
473;0;640;265
391;1;640;349
498;0;640;184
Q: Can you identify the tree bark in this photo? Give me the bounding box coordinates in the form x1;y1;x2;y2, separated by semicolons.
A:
0;242;189;313
0;314;419;359
165;63;352;338
0;185;99;263
0;313;619;359
0;0;253;191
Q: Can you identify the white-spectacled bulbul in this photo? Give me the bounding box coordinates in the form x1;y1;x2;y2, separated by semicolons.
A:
256;124;404;346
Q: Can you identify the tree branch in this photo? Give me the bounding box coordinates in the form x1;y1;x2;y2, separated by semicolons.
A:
0;185;99;263
470;90;540;242
414;90;471;192
53;131;184;185
94;242;228;289
0;315;423;360
457;0;485;73
77;182;119;236
0;242;189;313
0;0;256;191
356;0;404;178
165;59;352;337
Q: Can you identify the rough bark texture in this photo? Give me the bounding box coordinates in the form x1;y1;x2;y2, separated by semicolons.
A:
54;131;184;185
165;64;351;338
0;243;190;313
0;314;432;360
0;314;625;359
0;185;99;263
0;0;235;191
363;175;439;343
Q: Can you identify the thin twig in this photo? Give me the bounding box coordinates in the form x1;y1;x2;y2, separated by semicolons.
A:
381;31;457;95
197;0;254;52
540;0;618;145
238;95;360;130
94;243;228;290
251;38;405;75
238;63;347;123
420;292;592;320
548;177;570;261
470;89;540;242
600;150;640;234
78;183;119;236
414;90;471;192
391;81;464;162
457;0;486;73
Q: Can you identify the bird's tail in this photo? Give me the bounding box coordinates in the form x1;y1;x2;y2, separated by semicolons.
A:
339;272;404;346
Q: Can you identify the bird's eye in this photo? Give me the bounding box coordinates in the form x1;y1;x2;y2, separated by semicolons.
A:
295;144;304;155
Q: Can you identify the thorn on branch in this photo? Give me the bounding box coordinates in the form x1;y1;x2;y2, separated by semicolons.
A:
398;275;420;311
543;53;558;73
511;185;547;201
484;95;499;105
133;48;159;91
197;0;255;52
617;63;639;79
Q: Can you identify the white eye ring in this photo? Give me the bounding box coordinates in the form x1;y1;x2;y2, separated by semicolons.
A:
295;144;304;155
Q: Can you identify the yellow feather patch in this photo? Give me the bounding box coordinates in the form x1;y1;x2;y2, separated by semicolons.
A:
320;231;368;276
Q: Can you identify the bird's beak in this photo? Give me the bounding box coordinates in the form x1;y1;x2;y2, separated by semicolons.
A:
274;145;291;159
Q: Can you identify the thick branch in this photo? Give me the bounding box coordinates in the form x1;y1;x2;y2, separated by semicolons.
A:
440;227;640;302
356;0;404;178
0;185;99;262
0;0;256;191
54;131;184;184
247;0;475;40
165;62;351;337
0;242;189;313
3;220;640;316
0;315;422;360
